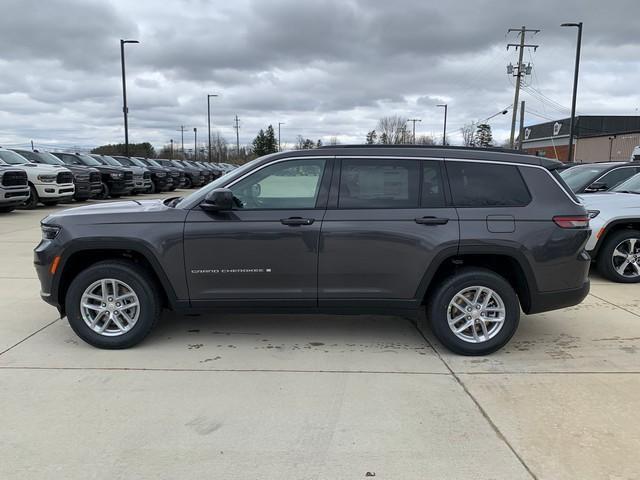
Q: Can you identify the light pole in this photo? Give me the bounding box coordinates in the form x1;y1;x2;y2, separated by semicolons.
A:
278;122;285;151
120;39;139;157
561;22;583;163
207;94;218;162
170;139;174;159
193;128;197;161
437;104;448;145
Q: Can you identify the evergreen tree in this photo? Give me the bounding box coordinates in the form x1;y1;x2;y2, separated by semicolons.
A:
366;130;378;144
474;123;493;148
252;129;267;156
264;125;277;154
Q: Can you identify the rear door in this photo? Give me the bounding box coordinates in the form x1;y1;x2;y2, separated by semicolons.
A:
318;157;459;305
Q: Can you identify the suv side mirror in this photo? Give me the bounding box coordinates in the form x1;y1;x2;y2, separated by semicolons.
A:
201;188;234;212
585;182;608;192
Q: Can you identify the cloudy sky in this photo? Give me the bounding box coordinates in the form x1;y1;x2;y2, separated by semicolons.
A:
1;0;639;153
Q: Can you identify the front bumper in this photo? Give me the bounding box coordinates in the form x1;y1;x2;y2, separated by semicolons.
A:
153;176;173;191
108;180;134;195
73;180;92;199
35;183;75;199
1;186;30;205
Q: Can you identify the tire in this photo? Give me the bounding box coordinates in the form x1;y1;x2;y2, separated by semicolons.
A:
149;181;158;194
74;197;88;203
427;267;520;356
0;206;16;213
111;194;121;199
98;182;110;200
22;185;39;210
596;229;640;283
42;200;59;207
183;177;192;189
65;260;161;349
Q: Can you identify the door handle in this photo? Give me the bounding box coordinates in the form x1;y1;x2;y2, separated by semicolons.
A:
280;217;315;226
415;216;449;225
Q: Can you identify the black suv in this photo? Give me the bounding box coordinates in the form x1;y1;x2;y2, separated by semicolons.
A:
35;146;591;355
560;161;640;194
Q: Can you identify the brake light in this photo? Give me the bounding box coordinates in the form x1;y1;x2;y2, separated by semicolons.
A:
553;215;590;228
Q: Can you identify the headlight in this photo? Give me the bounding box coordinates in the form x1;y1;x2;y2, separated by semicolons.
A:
41;224;61;240
37;174;57;183
156;172;166;178
109;172;123;179
587;210;600;219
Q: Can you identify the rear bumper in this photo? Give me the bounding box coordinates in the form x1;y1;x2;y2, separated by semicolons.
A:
526;279;590;315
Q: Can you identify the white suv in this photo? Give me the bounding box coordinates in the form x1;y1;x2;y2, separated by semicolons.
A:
0;148;75;209
579;172;640;282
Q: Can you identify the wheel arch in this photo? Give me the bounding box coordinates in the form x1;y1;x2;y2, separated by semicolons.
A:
592;219;640;257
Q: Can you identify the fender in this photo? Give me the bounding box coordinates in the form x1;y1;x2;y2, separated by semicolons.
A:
53;237;186;311
591;218;640;256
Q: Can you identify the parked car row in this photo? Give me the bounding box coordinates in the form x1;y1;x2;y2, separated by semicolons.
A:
560;160;640;283
0;146;237;211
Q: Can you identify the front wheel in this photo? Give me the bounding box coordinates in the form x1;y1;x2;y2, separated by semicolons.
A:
597;230;640;283
98;182;110;200
0;206;16;213
22;185;39;209
427;267;520;356
42;200;59;206
65;260;161;349
183;177;192;189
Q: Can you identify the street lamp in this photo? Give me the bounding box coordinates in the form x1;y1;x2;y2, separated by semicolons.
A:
207;94;218;162
561;22;583;163
120;39;139;157
278;122;285;151
193;128;197;161
437;104;448;145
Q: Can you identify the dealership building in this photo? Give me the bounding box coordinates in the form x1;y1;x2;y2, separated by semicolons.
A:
520;115;640;163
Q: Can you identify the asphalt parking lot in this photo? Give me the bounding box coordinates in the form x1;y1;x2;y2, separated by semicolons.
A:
1;192;639;480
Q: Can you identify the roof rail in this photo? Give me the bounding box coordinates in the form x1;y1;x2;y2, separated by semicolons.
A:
318;144;524;154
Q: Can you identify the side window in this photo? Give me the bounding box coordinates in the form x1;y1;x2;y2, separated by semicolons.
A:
421;161;446;207
594;168;638;189
339;159;419;209
230;158;326;209
447;161;531;207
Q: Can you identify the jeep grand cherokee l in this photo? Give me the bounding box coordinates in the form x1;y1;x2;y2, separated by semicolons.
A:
35;146;591;355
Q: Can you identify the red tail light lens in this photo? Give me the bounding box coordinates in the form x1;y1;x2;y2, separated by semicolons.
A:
553;215;590;228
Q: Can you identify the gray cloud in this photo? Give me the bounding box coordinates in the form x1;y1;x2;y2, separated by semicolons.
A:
0;0;639;151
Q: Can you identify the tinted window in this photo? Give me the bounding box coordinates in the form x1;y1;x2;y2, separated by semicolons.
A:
593;167;638;190
230;159;326;209
560;164;614;192
447;161;531;207
339;159;419;209
421;161;446;207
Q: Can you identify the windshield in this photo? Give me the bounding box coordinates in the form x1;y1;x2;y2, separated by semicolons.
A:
147;159;161;167
612;173;640;193
35;151;66;165
114;156;134;166
0;149;29;164
77;155;101;166
101;156;123;167
175;158;262;209
128;158;146;167
560;164;613;192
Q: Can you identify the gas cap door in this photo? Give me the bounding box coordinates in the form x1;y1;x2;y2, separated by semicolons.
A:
486;215;515;233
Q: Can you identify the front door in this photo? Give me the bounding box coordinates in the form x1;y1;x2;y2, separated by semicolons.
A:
184;157;331;305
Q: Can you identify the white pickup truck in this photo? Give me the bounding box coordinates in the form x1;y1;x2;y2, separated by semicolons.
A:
0;148;75;209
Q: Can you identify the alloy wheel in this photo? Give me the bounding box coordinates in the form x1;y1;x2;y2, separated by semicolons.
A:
612;238;640;279
80;278;140;336
446;286;506;343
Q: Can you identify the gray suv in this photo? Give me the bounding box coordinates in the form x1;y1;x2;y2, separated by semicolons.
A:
35;146;591;355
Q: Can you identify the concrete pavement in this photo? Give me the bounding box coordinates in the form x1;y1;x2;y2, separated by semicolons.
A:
1;192;638;479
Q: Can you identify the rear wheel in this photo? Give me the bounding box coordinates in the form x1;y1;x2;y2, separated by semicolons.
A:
427;267;520;355
65;260;161;349
597;230;640;283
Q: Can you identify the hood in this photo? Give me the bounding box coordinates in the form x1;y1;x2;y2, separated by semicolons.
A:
578;192;640;210
93;165;130;174
43;199;187;226
10;163;71;174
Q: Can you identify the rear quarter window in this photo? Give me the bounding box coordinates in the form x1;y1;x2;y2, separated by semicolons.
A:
446;161;531;207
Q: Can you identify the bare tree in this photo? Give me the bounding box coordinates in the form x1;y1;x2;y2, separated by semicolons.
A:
415;134;436;145
461;122;477;147
376;116;408;144
328;136;340;145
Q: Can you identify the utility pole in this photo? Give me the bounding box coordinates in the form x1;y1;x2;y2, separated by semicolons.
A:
436;104;448;145
518;100;525;151
561;22;583;163
278;122;285;151
207;94;218;162
407;119;422;143
507;26;539;148
193;128;197;161
30;140;34;151
170;139;174;159
234;115;240;156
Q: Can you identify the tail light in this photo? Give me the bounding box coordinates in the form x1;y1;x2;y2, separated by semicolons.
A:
553;215;590;228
